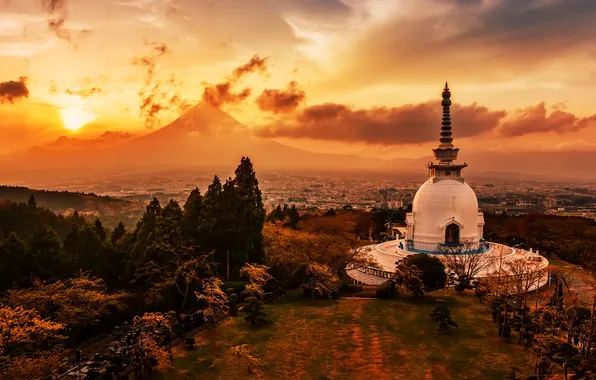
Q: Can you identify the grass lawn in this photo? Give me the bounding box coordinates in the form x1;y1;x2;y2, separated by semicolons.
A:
156;290;540;380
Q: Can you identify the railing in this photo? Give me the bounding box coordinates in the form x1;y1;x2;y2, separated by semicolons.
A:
349;265;394;279
400;239;490;255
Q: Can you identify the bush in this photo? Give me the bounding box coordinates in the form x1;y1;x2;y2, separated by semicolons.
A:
242;297;271;327
376;281;395;299
185;337;195;348
222;281;248;296
405;254;447;291
228;293;240;316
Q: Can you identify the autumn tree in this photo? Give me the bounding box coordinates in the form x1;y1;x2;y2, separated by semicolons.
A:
6;273;127;337
301;262;338;299
0;304;65;357
196;277;228;324
130;313;172;373
240;263;272;299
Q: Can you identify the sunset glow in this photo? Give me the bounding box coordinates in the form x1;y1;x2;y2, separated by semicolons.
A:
60;107;95;131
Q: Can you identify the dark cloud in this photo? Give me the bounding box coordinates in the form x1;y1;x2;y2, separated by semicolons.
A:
322;0;596;90
0;76;30;103
255;101;506;145
40;0;92;48
499;102;596;136
256;81;306;114
231;55;268;79
202;82;251;108
132;42;191;128
201;55;269;108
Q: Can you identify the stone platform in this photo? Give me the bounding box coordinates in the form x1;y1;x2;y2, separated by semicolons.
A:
346;239;550;289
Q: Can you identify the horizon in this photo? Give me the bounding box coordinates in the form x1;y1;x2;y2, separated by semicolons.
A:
1;1;595;161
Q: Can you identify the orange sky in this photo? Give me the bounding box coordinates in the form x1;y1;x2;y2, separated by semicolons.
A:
1;0;596;159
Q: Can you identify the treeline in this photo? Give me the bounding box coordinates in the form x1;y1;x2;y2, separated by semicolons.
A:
0;185;129;211
484;213;596;267
0;157;265;300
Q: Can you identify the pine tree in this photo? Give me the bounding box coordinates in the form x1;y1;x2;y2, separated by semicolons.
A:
111;222;126;245
183;188;202;243
233;157;266;264
0;232;30;289
94;219;106;242
27;194;37;208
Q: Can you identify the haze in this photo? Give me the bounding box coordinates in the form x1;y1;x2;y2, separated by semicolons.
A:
1;0;596;182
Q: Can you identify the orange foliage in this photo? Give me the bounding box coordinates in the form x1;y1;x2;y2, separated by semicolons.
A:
2;348;64;380
263;222;377;276
0;304;65;357
6;272;127;329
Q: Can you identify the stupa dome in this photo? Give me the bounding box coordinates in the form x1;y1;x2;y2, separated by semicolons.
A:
410;178;482;251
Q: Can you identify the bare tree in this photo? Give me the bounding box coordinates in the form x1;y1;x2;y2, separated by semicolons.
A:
439;239;490;292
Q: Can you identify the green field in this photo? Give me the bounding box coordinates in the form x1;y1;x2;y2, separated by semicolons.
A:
157;291;538;380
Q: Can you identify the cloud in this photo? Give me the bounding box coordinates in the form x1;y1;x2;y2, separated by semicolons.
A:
231;55;268;79
65;86;103;97
312;0;596;91
201;55;269;108
255;100;506;145
256;81;306;114
202;82;251;108
133;42;191;128
0;76;29;103
499;102;596;136
40;0;92;48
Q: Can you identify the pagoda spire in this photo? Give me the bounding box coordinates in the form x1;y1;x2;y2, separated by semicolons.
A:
439;82;453;149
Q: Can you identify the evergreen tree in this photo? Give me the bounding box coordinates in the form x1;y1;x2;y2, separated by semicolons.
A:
111;222;126;245
27;194;36;208
0;232;30;289
233;157;266;264
183;187;202;243
29;225;69;279
130;197;162;260
94;218;106;242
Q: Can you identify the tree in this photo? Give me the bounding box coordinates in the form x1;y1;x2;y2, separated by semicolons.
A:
393;259;425;296
439;239;490;292
196;277;228;324
242;297;270;327
183;187;202;243
28;225;69;280
0;232;30;290
301;263;338;299
240;263;272;299
0;304;65;357
233;157;266;264
6;273;127;336
430;299;459;333
404;254;447;293
27;194;36;208
111;221;126;245
231;344;265;374
93;218;106;242
130;313;172;373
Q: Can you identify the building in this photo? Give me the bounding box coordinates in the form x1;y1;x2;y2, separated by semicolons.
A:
346;83;549;288
405;83;485;253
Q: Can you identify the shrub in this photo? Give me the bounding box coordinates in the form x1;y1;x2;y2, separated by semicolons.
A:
376;281;395;299
242;297;270;327
405;254;447;292
222;281;248;297
289;263;308;290
228;293;240;316
185;337;196;348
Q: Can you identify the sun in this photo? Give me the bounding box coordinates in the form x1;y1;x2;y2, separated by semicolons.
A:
60;107;96;131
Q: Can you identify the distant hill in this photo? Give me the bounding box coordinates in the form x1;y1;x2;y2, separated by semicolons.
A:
1;102;595;182
0;186;144;228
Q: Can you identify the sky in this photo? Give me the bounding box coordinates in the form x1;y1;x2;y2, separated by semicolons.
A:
1;0;596;159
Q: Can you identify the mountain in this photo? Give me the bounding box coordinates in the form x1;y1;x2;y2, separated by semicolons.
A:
1;103;595;183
